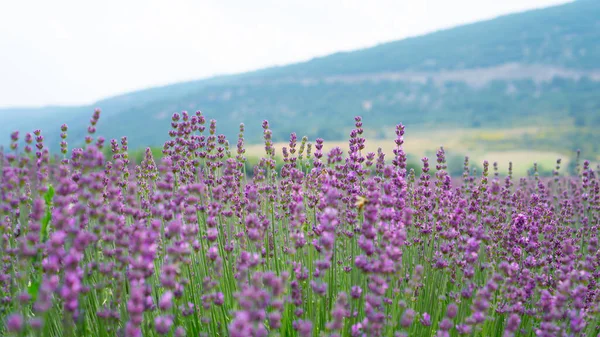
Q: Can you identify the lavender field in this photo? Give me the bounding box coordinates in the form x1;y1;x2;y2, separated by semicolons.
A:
1;109;599;337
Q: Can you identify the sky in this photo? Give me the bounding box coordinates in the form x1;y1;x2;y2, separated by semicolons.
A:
0;0;571;108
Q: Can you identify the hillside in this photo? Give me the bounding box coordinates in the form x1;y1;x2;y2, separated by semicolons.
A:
2;0;600;159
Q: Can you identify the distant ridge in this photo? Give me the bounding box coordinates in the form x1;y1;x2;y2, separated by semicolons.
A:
2;0;599;156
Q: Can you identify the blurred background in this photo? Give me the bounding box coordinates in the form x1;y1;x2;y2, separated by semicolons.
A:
1;0;598;176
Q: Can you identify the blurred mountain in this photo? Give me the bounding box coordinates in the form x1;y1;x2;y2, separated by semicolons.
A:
2;0;600;155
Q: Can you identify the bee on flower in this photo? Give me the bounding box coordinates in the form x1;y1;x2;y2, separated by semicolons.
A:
355;195;368;211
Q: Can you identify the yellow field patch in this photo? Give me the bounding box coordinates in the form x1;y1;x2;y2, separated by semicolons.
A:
244;127;569;177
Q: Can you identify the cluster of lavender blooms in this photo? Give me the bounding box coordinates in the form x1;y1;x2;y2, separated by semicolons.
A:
1;109;599;337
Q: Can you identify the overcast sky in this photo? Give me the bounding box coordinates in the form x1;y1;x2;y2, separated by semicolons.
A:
0;0;571;107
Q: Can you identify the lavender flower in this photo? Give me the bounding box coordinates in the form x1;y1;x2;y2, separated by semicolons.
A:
0;112;599;337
